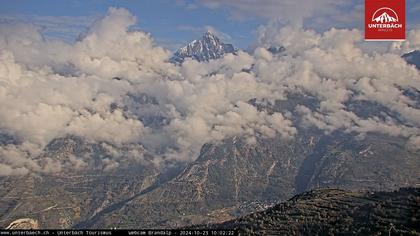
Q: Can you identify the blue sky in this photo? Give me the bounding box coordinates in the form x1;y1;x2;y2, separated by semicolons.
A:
0;0;264;50
0;0;419;51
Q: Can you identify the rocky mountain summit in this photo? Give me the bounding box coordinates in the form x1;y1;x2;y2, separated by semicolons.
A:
402;50;420;70
171;31;236;63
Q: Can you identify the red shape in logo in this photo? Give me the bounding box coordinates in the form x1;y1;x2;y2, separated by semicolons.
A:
365;0;405;41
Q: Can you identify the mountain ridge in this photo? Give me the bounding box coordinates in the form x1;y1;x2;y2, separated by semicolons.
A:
402;50;420;70
207;187;420;235
170;31;236;63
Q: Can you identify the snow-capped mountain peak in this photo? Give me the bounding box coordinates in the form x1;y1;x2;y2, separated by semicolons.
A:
171;31;236;63
402;50;420;70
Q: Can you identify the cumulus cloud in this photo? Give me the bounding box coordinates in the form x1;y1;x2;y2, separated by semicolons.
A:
0;7;420;176
0;7;295;175
391;29;420;54
255;26;420;141
0;163;29;176
0;8;170;175
0;14;95;42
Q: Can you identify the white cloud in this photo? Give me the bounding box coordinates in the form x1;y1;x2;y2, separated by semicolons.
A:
0;14;96;42
0;7;295;175
1;7;420;176
0;163;29;176
390;29;420;54
257;26;420;140
0;8;172;174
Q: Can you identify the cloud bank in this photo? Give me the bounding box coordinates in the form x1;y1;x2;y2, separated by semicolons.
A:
0;7;419;176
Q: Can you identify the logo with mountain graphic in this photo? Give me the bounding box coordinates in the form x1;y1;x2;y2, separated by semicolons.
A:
365;0;405;41
372;8;399;23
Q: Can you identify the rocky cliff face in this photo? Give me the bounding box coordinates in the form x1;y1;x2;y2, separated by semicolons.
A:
6;218;39;229
0;136;173;229
64;129;419;229
171;31;236;63
402;50;420;70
